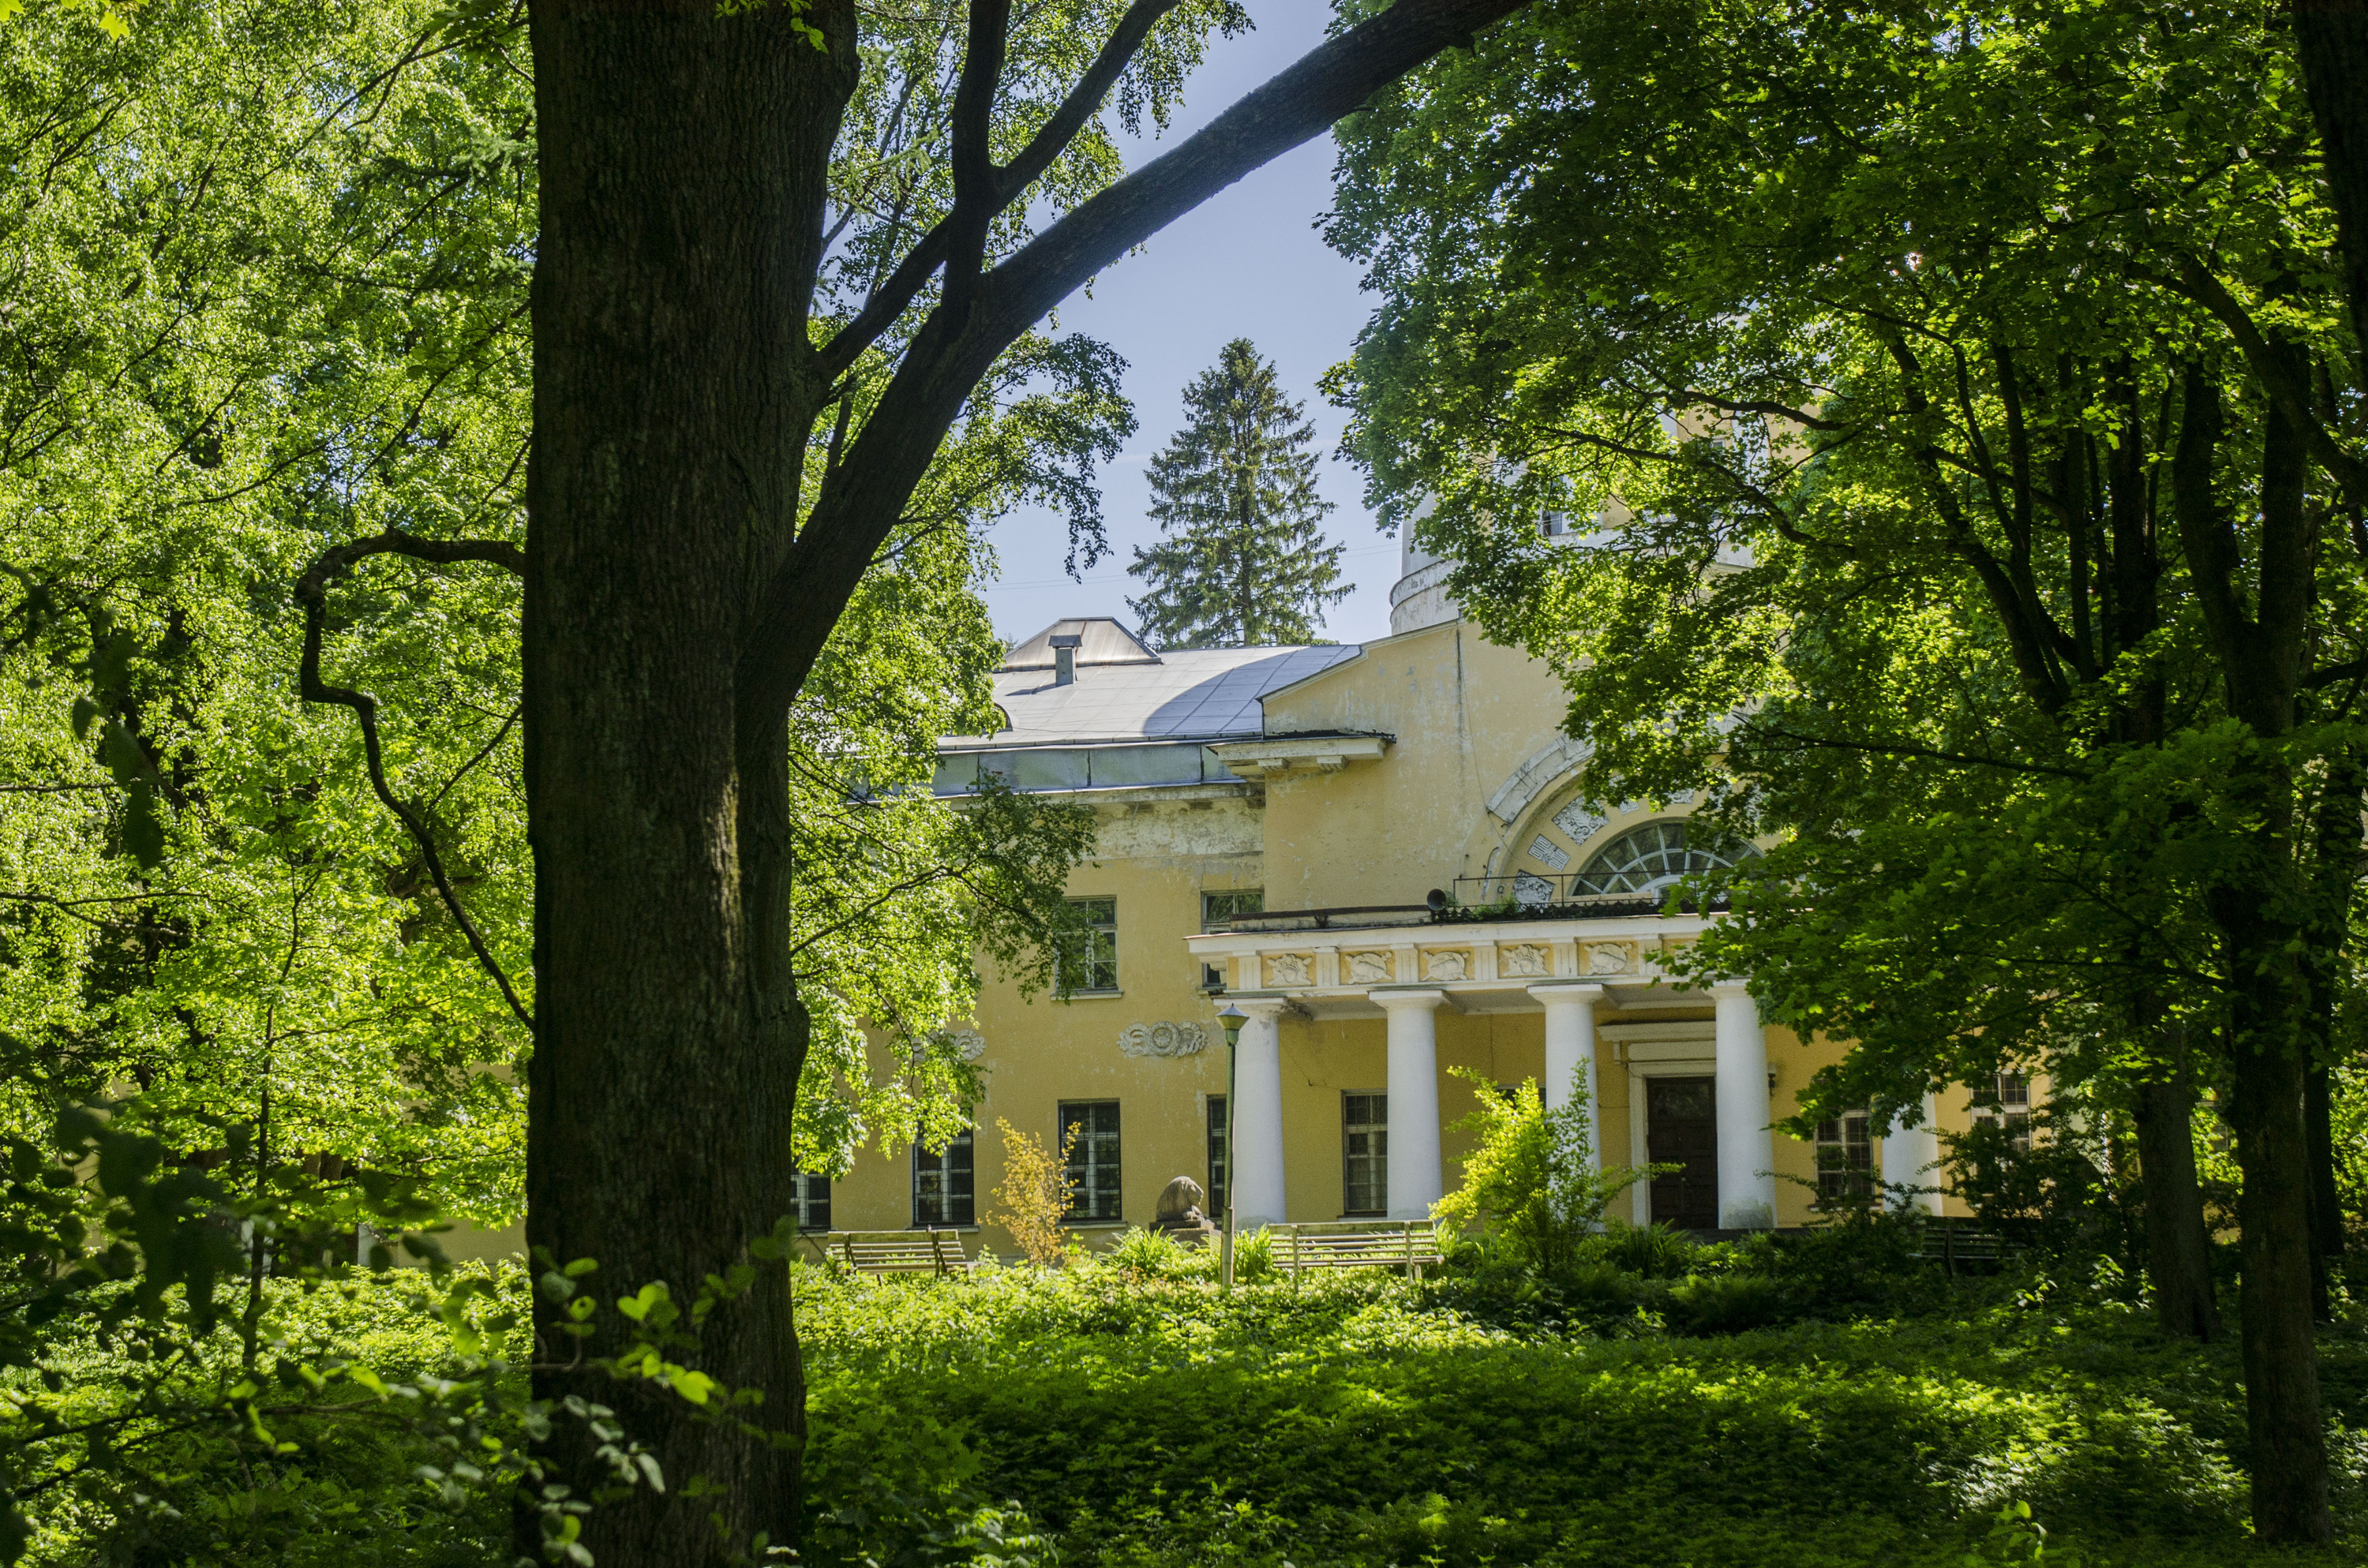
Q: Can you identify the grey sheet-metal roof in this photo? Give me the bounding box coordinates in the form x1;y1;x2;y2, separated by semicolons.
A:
949;642;1362;747
1001;616;1160;671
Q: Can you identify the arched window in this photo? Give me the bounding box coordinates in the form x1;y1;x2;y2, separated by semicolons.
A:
1572;820;1754;896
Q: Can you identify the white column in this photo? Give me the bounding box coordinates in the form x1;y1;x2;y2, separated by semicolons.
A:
1530;982;1606;1170
1884;1093;1944;1214
1231;997;1290;1228
1710;980;1777;1229
1373;989;1447;1220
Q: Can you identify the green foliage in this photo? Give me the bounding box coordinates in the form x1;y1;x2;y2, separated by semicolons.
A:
788;1259;2357;1566
1433;1070;1658;1274
1941;1106;2138;1264
1325;0;2367;1145
1125;339;1351;649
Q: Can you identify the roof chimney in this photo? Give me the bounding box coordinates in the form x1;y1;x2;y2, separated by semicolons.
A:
1050;633;1082;686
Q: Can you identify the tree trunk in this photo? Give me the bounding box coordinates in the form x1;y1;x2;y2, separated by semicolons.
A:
2132;1061;2219;1341
2306;1058;2340;1319
2290;0;2368;345
2302;740;2362;1313
523;4;854;1563
2225;974;2334;1542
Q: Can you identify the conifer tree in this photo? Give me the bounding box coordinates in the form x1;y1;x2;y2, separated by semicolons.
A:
1126;339;1351;647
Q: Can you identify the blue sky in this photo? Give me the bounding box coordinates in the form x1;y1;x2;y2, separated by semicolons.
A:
980;2;1404;649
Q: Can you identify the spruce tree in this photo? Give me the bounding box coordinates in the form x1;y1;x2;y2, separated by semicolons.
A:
1126;339;1351;648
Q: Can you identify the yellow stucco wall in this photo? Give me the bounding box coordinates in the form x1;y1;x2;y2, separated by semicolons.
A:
812;616;2003;1247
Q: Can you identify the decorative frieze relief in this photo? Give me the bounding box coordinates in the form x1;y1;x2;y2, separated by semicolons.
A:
1553;802;1605;842
1265;952;1313;987
1527;834;1570;870
1118;1020;1208;1058
1586;941;1637;975
1346;950;1392;983
1422;949;1471;982
1499;942;1549;979
916;1027;987;1066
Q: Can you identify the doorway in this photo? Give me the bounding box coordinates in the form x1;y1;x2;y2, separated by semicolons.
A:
1646;1076;1718;1229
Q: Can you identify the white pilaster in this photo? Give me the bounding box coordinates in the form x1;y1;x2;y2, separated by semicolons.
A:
1884;1093;1944;1214
1710;981;1777;1229
1231;997;1290;1227
1372;989;1447;1221
1530;982;1606;1169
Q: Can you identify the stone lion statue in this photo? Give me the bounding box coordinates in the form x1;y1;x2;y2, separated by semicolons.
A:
1152;1176;1217;1245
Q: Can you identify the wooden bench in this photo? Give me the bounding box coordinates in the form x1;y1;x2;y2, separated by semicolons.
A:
1268;1220;1442;1279
1913;1217;2013;1270
812;1228;974;1277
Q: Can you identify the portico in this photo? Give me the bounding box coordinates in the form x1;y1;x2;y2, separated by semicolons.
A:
1186;910;1783;1229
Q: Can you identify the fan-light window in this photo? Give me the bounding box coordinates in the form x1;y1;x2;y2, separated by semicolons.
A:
1572;821;1753;896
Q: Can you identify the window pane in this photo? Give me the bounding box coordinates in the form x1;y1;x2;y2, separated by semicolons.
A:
1815;1110;1872;1200
1061;1101;1122;1222
912;1128;976;1227
792;1169;832;1232
1058;897;1119;992
1572;821;1758;896
1202;889;1265;927
1011;749;1091;791
1343;1091;1388;1216
1091;744;1202;788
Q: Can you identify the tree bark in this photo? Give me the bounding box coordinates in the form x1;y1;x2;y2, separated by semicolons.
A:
2224;941;2335;1541
522;3;854;1562
2289;0;2368;346
519;4;1538;1562
2133;1054;2219;1341
2169;361;2333;1544
2306;1058;2340;1319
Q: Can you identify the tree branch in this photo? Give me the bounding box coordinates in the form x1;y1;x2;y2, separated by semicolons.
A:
942;0;1014;310
293;533;531;1031
741;0;1536;746
2153;254;2368;497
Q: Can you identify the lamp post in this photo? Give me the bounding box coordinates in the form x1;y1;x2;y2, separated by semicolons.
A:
1216;1003;1247;1290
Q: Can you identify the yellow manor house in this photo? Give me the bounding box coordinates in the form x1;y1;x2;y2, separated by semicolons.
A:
813;538;2014;1248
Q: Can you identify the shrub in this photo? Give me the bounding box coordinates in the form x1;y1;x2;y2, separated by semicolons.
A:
1103;1225;1214;1280
1581;1218;1699;1279
984;1118;1078;1266
1432;1068;1660;1272
1667;1272;1795;1334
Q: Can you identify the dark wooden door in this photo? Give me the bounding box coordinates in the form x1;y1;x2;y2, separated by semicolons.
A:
1647;1076;1719;1229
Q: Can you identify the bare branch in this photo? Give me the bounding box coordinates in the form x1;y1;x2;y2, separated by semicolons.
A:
293;533;531;1031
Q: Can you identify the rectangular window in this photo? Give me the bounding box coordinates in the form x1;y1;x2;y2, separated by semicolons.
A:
1990;1072;2033;1151
1206;1095;1228;1218
1202;889;1264;928
1060;897;1118;993
912;1128;975;1227
792;1169;832;1232
1201;891;1262;986
1343;1091;1388;1217
1815;1110;1873;1201
1061;1101;1122;1222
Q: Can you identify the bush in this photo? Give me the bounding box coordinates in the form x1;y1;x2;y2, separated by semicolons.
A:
1103;1226;1215;1280
1580;1219;1699;1279
1666;1271;1794;1334
1432;1070;1660;1274
985;1118;1079;1267
791;1264;2336;1566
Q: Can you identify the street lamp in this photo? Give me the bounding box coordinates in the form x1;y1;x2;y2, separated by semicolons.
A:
1216;1003;1247;1290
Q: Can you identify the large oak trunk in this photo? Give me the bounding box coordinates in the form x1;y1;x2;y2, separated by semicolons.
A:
523;4;853;1562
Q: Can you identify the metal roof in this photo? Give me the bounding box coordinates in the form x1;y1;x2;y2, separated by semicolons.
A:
999;617;1160;672
949;640;1362;747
